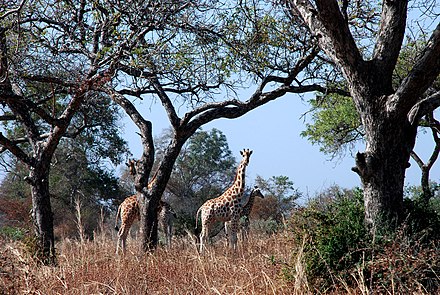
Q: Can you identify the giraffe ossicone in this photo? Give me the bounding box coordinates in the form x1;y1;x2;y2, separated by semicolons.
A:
196;148;253;253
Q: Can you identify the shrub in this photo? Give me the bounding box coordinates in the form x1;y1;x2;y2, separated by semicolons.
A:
289;186;366;288
289;185;440;293
0;226;26;241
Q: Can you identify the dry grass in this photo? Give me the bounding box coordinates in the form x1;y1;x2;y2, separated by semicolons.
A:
3;229;437;294
0;231;307;294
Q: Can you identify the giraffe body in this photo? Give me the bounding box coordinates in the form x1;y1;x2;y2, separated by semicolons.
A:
196;149;253;253
115;196;175;254
225;186;264;243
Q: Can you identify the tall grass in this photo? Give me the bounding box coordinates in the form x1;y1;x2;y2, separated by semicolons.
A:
0;231;301;294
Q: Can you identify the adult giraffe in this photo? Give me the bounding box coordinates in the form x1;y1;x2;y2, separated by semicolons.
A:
196;149;252;253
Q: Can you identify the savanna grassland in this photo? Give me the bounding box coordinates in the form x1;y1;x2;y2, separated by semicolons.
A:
3;188;440;295
1;225;440;294
1;231;306;295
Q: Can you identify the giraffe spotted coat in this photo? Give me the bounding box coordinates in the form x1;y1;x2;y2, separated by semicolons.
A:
196;149;252;253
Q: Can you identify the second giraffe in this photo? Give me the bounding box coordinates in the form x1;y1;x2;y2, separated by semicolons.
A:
196;148;252;253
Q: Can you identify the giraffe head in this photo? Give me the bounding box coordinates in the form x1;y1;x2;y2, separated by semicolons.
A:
240;149;253;166
250;186;264;199
126;159;138;176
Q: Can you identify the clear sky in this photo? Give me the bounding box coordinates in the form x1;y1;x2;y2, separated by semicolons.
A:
120;88;440;199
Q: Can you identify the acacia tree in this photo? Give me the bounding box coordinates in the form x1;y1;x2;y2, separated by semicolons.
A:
284;0;440;230
98;0;351;251
301;41;440;203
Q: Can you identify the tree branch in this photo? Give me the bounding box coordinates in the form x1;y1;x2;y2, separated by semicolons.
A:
148;76;181;129
372;1;408;78
0;131;33;166
0;0;27;21
393;22;440;114
290;0;363;77
407;91;440;126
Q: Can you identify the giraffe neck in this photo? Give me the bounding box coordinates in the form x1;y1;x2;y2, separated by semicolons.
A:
242;192;256;214
230;160;247;201
147;170;159;189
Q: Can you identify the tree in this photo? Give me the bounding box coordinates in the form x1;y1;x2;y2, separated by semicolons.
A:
0;2;126;262
284;0;440;231
254;175;301;222
0;143;127;239
301;42;440;203
81;0;337;251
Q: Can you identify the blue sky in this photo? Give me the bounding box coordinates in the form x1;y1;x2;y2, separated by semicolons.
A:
120;89;440;198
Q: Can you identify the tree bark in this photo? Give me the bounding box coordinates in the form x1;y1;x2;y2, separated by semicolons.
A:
28;166;56;263
353;112;417;230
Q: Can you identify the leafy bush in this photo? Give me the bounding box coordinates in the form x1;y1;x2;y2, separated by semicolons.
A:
289;186;366;288
289;185;440;293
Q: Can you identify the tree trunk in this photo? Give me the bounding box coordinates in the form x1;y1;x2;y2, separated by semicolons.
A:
354;112;417;232
139;196;160;252
137;138;186;251
28;167;55;264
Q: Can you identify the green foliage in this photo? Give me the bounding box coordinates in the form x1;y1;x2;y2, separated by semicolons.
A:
288;184;440;292
301;39;440;160
301;94;363;157
176;128;236;185
73;94;129;166
252;217;280;235
289;186;367;287
0;226;25;241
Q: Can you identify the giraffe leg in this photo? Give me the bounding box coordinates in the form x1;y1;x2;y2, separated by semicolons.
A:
225;221;231;247
229;220;239;252
116;225;129;255
199;222;210;254
166;224;172;247
242;217;250;243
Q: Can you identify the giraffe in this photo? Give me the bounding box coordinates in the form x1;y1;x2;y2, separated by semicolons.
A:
225;186;264;243
115;161;175;254
158;200;177;247
114;197;175;254
196;148;253;253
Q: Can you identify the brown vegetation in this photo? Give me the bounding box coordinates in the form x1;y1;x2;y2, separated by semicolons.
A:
1;232;300;294
1;227;439;294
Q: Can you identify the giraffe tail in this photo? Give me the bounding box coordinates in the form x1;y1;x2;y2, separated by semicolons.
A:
114;203;122;231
